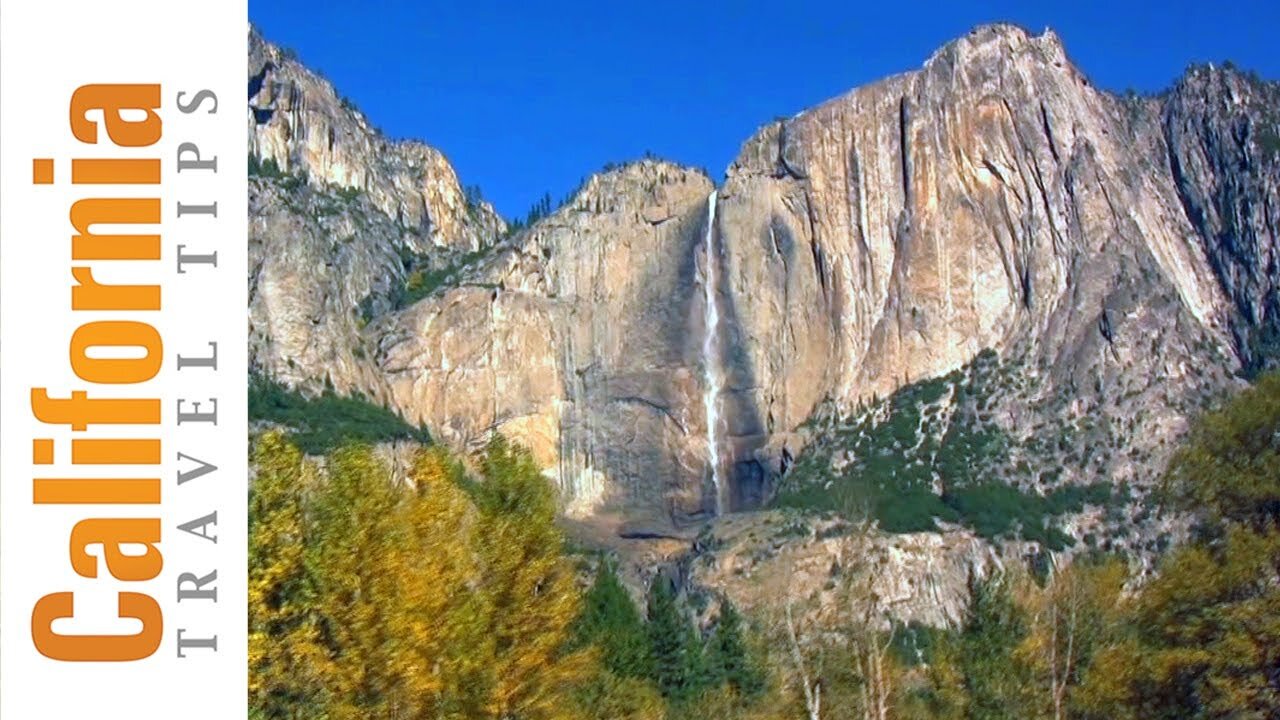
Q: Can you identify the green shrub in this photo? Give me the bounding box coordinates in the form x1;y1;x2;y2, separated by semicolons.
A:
248;153;284;178
1258;125;1280;160
942;482;1074;550
395;247;491;308
248;153;306;190
888;621;948;667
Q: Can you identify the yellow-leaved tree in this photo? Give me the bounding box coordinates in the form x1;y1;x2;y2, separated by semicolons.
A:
249;433;635;720
249;431;332;720
1016;556;1128;720
473;437;595;720
1076;373;1280;719
390;446;494;719
306;443;405;720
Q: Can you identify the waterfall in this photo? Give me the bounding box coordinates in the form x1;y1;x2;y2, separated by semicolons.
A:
700;191;726;515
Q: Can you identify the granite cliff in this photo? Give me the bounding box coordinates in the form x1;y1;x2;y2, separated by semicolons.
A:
248;28;505;397
248;24;1280;620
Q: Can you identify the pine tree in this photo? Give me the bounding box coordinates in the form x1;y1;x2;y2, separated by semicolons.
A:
575;561;653;679
705;600;760;696
957;573;1033;720
645;577;705;701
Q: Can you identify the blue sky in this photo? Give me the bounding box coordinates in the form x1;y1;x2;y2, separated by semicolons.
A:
251;1;1279;220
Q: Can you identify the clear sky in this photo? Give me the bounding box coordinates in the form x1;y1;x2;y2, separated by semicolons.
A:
250;0;1279;220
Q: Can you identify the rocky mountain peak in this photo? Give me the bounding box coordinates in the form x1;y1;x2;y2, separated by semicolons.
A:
248;26;505;252
925;23;1069;72
556;159;713;226
1174;60;1280;104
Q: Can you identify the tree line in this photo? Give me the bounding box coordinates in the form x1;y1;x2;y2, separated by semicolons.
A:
250;373;1280;718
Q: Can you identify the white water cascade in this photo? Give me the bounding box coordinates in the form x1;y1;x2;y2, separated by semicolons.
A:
700;190;726;515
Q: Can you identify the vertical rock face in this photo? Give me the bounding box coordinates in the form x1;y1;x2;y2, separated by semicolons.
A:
714;24;1275;505
375;163;717;527
1163;66;1280;373
249;178;405;396
248;29;506;396
249;23;1280;536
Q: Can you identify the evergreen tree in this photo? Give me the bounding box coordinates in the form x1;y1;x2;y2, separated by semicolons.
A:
574;561;653;679
705;600;760;696
957;573;1033;720
645;577;705;701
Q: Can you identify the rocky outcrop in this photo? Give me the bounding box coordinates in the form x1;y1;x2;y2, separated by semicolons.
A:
249;178;403;395
248;28;506;395
688;512;1002;629
248;29;504;249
